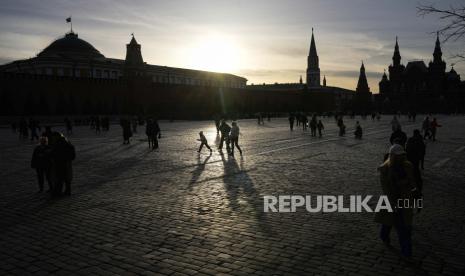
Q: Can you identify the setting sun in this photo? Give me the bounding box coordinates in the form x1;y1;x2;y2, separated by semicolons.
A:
186;34;241;73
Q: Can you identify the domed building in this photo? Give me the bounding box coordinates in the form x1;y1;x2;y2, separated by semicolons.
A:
0;31;247;88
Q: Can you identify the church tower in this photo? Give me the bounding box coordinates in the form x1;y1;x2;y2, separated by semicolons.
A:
306;28;320;87
356;61;370;93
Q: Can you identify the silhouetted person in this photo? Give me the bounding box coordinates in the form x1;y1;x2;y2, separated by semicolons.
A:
121;118;132;144
390;126;407;148
430;118;441;141
317;120;324;137
310;115;317;137
197;131;212;153
230;121;242;156
289;114;295;131
219;120;231;153
422;117;431;139
406;130;426;193
354;121;363;139
31;136;52;192
152;120;161;149
337;116;345;136
302;115;308;131
51;135;76;197
375;144;418;258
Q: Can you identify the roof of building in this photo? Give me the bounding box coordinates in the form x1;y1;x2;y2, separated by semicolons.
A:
37;32;105;59
405;61;428;73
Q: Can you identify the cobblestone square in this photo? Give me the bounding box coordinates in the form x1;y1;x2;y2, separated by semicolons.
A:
1;115;464;275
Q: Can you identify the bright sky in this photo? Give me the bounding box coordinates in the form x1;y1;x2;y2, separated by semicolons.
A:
0;0;464;93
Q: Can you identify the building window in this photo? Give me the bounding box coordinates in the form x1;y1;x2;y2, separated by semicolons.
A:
96;69;102;78
46;68;52;75
112;71;117;79
104;70;109;78
57;68;64;76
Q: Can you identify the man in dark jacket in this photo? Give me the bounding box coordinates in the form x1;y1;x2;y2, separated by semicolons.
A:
390;126;407;148
406;129;426;193
51;135;76;197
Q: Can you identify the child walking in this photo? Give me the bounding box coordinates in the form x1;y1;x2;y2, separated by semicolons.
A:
198;131;212;153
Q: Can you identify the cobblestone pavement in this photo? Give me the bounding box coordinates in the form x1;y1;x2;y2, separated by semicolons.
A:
1;115;464;275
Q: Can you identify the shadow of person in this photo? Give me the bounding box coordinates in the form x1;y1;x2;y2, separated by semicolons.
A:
219;152;272;235
189;153;212;190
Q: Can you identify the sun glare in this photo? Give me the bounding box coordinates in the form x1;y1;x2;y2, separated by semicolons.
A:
186;34;240;73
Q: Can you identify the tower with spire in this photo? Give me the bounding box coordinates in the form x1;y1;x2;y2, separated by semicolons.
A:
388;36;405;92
306;28;320;87
429;32;446;77
124;34;145;77
356;61;370;94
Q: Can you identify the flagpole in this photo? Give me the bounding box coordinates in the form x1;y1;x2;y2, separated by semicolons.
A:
71;16;73;33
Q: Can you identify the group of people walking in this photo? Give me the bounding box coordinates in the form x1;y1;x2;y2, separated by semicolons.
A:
376;115;436;260
212;120;242;156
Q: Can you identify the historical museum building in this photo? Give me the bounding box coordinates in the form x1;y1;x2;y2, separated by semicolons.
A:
378;35;462;110
0;31;247;89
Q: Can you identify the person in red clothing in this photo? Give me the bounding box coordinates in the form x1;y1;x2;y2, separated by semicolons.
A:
430;118;441;142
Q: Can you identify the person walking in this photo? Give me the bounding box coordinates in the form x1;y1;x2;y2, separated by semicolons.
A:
406;129;426;193
218;120;231;153
31;136;52;192
51;135;76;197
65;117;73;135
229;121;242;156
430;118;441;142
337;116;345;136
317;120;324;137
390;126;407;148
310;115;317;137
422;117;431;140
354;121;363;139
289;114;295;131
121;118;132;144
197;131;212;153
375;144;419;259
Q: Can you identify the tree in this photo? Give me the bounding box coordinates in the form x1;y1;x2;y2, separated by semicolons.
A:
417;3;465;59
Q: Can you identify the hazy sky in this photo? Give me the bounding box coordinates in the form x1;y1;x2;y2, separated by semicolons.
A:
0;0;464;92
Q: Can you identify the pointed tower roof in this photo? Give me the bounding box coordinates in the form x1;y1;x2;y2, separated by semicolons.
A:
392;36;401;66
309;28;317;57
433;32;443;63
381;69;388;82
356;61;370;93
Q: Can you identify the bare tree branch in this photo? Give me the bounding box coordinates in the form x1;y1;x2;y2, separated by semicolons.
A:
417;3;465;60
